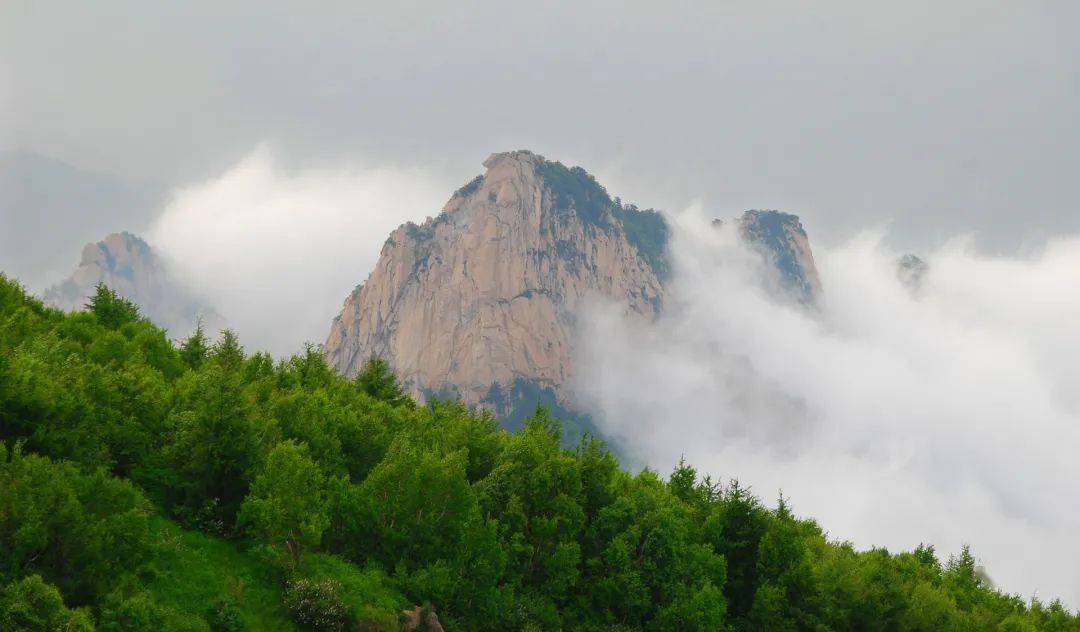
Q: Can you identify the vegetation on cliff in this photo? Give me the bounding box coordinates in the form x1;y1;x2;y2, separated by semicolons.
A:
536;158;670;280
1;274;1077;630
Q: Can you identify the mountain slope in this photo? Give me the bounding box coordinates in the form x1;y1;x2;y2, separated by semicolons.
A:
4;272;1071;630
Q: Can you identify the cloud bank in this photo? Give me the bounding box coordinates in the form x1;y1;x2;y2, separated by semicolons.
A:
148;147;453;356
572;207;1080;605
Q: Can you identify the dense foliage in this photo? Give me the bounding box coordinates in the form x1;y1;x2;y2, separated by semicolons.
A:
0;274;1077;630
536;160;614;226
535;159;670;282
614;202;669;282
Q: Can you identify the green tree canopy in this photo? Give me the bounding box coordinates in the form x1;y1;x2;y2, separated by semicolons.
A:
238;440;329;566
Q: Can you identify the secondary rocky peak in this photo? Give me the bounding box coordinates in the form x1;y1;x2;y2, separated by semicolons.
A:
86;231;151;272
897;253;928;294
47;232;161;304
44;232;221;337
738;210;822;303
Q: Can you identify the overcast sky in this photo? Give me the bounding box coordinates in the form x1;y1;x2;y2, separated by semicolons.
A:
3;0;1079;257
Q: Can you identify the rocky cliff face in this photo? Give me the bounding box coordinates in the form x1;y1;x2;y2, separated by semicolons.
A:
44;232;220;337
325;151;821;431
737;210;822;303
324;150;667;405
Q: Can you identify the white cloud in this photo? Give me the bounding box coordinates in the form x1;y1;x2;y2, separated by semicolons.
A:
147;146;453;356
572;205;1080;605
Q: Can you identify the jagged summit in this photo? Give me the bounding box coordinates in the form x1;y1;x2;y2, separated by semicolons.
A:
324;151;667;410
897;253;928;293
44;232;221;337
45;232;160;306
414;149;669;277
325;151;821;435
738;210;821;302
484;148;543;168
710;210;822;303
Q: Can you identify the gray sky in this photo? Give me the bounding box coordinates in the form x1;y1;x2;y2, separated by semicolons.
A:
3;0;1079;256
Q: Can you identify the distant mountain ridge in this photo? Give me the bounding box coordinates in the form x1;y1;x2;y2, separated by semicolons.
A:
325;150;822;435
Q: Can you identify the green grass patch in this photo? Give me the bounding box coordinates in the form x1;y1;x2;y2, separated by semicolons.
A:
145;516;294;630
297;554;405;630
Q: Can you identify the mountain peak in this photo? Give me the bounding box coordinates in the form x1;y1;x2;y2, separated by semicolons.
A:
897;253;928;293
80;231;152;269
738;210;822;302
442;150;618;229
325;152;666;409
482;149;545;170
44;232;221;337
325;153;822;435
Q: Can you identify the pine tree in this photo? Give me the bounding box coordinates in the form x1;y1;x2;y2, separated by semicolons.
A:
212;329;245;370
179;320;209;369
86;283;140;329
354;357;411;406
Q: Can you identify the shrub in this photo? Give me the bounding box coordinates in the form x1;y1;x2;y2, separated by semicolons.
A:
206;595;244;632
0;575;95;631
283;578;352;631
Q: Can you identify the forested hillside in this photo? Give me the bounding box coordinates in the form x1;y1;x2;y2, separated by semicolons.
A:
0;274;1076;631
